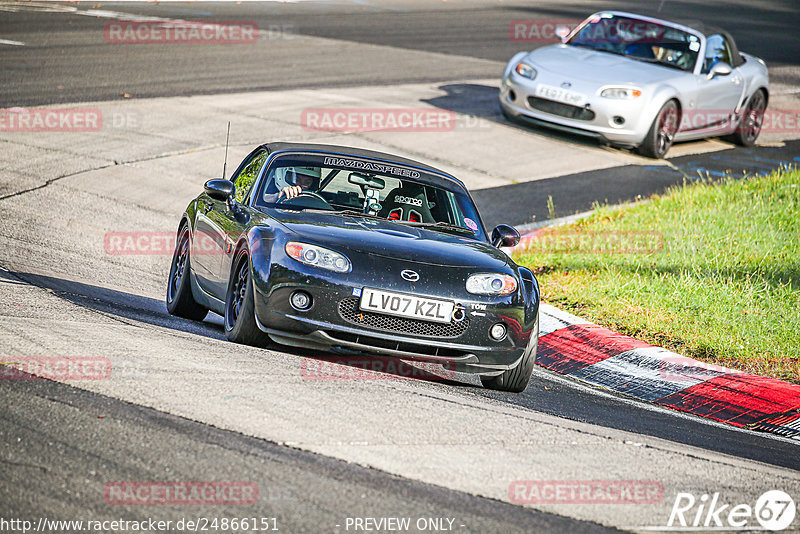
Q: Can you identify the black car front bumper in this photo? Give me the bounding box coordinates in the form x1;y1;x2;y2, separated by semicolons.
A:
250;253;539;376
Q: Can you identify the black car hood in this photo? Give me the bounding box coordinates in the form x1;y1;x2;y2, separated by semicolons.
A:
266;209;511;269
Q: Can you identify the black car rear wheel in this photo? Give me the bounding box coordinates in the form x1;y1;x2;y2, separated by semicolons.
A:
729;89;766;147
224;249;268;347
480;317;538;393
166;224;208;321
638;100;679;159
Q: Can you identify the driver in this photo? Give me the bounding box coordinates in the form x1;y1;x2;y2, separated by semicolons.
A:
264;166;321;203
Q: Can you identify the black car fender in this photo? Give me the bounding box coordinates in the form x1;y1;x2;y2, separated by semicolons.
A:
180;198;201;237
517;266;541;326
188;197;201;223
235;225;278;294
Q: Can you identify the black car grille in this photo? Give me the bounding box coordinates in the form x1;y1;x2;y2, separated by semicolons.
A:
338;298;468;338
527;97;596;121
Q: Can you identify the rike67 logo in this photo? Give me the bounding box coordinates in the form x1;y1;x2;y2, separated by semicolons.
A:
663;490;795;531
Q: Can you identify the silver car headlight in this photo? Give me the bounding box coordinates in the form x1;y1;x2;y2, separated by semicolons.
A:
514;62;537;80
285;242;351;273
466;273;517;296
600;87;642;99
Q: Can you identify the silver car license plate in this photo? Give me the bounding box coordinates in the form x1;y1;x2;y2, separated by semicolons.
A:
534;83;587;106
360;288;455;324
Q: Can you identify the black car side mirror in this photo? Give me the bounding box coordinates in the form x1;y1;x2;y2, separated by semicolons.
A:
204;179;235;201
492;224;520;248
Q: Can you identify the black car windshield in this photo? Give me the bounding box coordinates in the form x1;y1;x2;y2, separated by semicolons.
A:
254;154;486;240
567;13;700;72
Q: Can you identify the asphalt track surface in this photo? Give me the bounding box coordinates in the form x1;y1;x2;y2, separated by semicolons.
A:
1;0;799;106
2;1;800;532
1;371;617;534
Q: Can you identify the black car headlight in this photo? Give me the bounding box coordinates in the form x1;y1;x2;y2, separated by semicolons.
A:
466;274;517;296
514;62;537;80
285;242;351;273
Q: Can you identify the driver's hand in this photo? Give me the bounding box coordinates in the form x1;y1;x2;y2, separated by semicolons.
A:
279;186;302;199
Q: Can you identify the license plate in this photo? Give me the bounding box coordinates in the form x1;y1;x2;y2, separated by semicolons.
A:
360;288;455;324
534;83;587;106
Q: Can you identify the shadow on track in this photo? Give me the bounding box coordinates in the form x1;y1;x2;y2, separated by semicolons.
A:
421;82;607;151
1;269;469;388
4;268;799;468
1;269;226;340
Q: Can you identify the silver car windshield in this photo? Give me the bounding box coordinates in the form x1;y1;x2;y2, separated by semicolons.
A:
567;14;700;72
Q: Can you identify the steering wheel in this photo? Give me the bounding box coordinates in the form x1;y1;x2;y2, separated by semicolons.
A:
277;191;327;204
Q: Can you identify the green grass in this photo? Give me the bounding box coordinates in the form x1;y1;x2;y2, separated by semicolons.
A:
514;167;800;383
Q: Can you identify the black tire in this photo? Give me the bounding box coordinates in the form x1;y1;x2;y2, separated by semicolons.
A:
166;224;208;321
729;89;766;147
224;249;268;347
480;317;539;393
638;100;679;159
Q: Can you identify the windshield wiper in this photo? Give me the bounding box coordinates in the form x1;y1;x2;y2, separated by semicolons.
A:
393;220;476;236
271;205;333;212
572;43;626;57
628;56;685;71
335;209;386;220
332;209;477;236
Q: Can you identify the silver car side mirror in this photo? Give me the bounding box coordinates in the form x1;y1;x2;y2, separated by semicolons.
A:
555;25;571;43
706;61;732;80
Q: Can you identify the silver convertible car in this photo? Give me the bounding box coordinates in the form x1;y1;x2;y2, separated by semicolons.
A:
500;11;769;158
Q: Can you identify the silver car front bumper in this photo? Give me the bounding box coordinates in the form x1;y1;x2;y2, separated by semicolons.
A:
499;74;652;146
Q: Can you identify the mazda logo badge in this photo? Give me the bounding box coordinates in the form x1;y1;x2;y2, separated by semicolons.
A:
401;269;420;282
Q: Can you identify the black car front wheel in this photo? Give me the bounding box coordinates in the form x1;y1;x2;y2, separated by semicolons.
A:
638;100;679;159
166;224;208;321
224;249;268;347
480;318;538;393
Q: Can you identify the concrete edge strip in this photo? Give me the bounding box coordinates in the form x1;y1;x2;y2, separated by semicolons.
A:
536;307;800;441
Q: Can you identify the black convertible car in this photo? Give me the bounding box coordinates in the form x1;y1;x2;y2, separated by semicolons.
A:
167;143;540;392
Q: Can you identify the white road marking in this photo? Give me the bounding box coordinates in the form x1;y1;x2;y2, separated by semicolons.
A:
539;303;591;336
0;39;25;46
